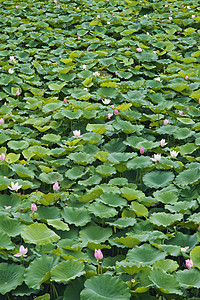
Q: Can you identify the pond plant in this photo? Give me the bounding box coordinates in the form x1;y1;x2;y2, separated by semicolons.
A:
0;0;200;299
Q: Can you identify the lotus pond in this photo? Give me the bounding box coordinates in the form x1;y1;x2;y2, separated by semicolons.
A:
0;0;200;299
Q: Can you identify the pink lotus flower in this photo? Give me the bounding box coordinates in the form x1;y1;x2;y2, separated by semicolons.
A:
42;89;45;93
140;148;144;154
178;110;184;116
164;4;168;7
93;71;100;77
16;90;20;96
115;71;118;75
0;118;4;124
185;259;193;269
169;16;173;21
163;119;169;126
53;181;60;191
54;0;57;3
114;109;118;115
136;47;142;53
78;36;80;40
191;15;195;19
96;15;100;19
185;75;189;80
31;203;37;212
0;153;5;161
82;64;87;70
63;98;67;103
94;249;103;261
84;88;88;91
187;106;189;111
72;130;83;138
106;113;113;119
14;245;28;257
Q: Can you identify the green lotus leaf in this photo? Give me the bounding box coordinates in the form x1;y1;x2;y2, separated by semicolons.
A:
107;152;133;164
80;274;131;300
11;164;35;179
47;219;69;231
78;174;102;186
99;193;127;207
143;171;175;189
187;212;200;225
121;187;145;201
65;166;88;180
82;132;102;144
63;278;85;300
116;260;141;275
68;152;95;165
88;202;117;218
51;259;85;283
190;246;200;269
61;207;91;227
173;128;194;140
176;269;200;288
149;269;182;295
79;223;112;244
97;87;118;98
6;153;20;164
42;102;63;114
165;232;198;250
175;168;200;188
39;172;63;184
107;217;136;229
28;146;51;158
0;232;14;250
62;110;83;119
127;156;152;169
57;238;83;251
131;201;148;218
177;117;195;125
94;151;109;162
41;134;61;143
166;200;196;213
96;163;116;176
127;244;166;267
125;136;159;150
152;259;179;273
153;186;178;204
109;177;128;186
76;188;103;203
86;124;114;134
7;140;29;150
48;81;66;91
21;223;60;245
113;120;142;134
149;213;182;227
103;138;126;153
25;255;56;289
179;143;196;155
153;244;181;256
0;215;26;237
0;263;25;295
33;294;50;300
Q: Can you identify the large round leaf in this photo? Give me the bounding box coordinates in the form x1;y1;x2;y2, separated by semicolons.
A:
80;275;131;300
21;223;60;245
190;246;200;269
79;223;112;244
39;172;63;184
143;171;174;189
61;207;91;227
149;212;182;227
25;255;56;289
0;263;24;295
175;168;200;188
149;269;182;295
127;244;166;267
177;269;200;288
51;259;85;283
88;202;117;218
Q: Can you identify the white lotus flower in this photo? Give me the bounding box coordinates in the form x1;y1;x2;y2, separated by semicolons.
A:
151;154;161;162
160;139;167;147
93;71;100;77
8;69;14;74
102;98;111;105
170;150;179;159
8;182;22;192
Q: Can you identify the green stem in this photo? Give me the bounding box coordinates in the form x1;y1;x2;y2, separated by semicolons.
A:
97;262;99;275
51;282;58;298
